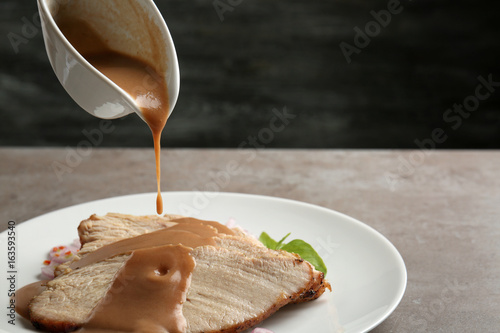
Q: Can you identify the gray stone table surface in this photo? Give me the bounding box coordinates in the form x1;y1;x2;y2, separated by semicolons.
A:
0;148;499;332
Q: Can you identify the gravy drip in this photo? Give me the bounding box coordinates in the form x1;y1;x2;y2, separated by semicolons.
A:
84;245;195;333
56;18;169;214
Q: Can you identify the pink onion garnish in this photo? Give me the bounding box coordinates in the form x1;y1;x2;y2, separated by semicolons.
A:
41;261;58;279
251;329;274;333
68;238;81;252
41;239;81;279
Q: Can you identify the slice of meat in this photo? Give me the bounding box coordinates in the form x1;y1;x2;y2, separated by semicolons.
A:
56;213;251;276
55;213;182;276
77;213;181;248
29;214;330;332
184;236;328;333
30;254;131;332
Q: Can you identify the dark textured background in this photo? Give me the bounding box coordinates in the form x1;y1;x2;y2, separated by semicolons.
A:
1;0;499;148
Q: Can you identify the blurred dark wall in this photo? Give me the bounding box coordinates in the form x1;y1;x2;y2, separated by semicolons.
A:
1;0;499;148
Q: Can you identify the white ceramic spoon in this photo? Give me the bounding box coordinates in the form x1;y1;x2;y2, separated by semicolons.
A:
37;0;180;122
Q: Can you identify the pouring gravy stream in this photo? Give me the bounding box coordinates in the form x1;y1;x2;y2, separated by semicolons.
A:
56;17;169;214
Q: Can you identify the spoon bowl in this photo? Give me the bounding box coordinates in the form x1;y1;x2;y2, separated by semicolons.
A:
37;0;179;121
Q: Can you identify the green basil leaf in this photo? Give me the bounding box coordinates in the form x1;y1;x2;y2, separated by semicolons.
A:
258;232;278;250
258;232;328;276
275;232;291;250
281;239;328;275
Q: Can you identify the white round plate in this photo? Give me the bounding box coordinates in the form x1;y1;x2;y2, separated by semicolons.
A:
0;192;406;333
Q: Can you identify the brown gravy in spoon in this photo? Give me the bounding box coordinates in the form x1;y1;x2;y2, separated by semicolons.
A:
56;17;169;214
